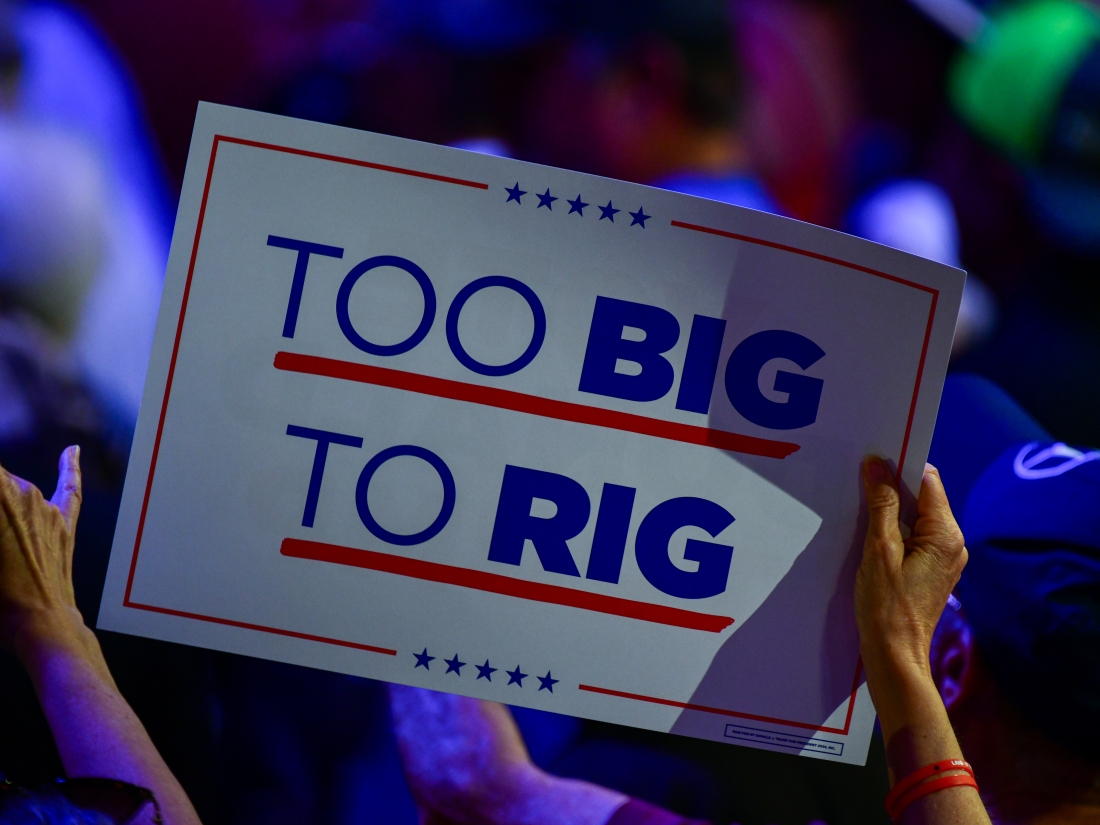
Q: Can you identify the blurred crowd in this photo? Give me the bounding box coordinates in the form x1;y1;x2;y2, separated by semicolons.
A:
0;0;1098;823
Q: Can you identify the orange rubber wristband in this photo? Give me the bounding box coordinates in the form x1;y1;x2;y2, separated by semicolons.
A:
885;759;973;817
888;773;979;821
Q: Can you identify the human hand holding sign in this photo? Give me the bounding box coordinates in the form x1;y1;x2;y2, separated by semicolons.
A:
855;460;967;715
0;446;84;657
0;449;202;825
856;458;990;824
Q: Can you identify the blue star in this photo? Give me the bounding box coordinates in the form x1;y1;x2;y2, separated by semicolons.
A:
413;648;435;670
567;194;588;215
505;182;526;204
536;188;558;210
475;660;497;681
537;671;559;693
506;665;528;686
444;653;466;675
629;207;650;227
598;200;620;222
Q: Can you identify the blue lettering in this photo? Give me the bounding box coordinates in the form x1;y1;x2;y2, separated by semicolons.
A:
336;255;436;356
286;424;363;527
675;314;727;414
488;465;590;576
355;445;456;545
635;497;735;599
724;330;825;430
446;276;547;376
585;484;637;583
578;297;680;402
267;236;344;338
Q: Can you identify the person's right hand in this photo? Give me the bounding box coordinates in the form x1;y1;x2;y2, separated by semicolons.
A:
855;458;967;685
852;454;991;816
0;445;84;658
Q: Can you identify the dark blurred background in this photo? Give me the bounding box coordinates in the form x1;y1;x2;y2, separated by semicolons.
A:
0;0;1097;822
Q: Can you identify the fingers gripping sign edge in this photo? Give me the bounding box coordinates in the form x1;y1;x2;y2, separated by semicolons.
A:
862;457;903;567
916;463;960;539
50;446;82;533
916;462;969;577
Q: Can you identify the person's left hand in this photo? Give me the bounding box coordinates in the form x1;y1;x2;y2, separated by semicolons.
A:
0;445;83;657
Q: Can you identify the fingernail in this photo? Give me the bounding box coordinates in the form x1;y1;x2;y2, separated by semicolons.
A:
71;445;80;462
865;457;888;485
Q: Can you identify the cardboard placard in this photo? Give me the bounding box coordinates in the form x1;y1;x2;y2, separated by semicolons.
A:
99;103;964;765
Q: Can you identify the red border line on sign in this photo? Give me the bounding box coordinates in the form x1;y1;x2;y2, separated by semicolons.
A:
124;136;223;607
669;221;938;294
578;656;864;734
281;538;735;632
121;134;940;736
897;291;938;478
220;135;490;189
124;600;397;656
274;351;801;459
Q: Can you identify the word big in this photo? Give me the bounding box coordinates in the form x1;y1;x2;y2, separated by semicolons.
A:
269;237;827;431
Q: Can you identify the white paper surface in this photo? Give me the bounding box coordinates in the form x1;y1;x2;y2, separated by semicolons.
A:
99;103;964;765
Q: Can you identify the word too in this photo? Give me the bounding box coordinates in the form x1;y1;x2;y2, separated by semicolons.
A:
269;236;827;431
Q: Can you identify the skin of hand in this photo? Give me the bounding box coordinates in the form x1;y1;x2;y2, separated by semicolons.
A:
389;684;626;825
0;446;84;655
0;447;202;825
856;459;968;696
857;458;991;824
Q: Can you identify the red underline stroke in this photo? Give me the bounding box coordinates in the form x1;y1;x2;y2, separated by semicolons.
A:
273;351;800;459
281;538;735;633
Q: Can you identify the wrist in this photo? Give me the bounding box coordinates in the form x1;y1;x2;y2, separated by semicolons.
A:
863;660;966;781
863;650;942;737
863;645;933;687
861;629;935;696
8;607;97;667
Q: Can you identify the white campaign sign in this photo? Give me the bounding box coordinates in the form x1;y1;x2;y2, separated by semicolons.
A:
99;103;963;765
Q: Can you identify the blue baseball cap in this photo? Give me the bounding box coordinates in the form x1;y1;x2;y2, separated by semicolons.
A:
930;375;1100;759
929;374;1053;510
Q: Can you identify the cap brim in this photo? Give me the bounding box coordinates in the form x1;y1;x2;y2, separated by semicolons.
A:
929;374;1052;512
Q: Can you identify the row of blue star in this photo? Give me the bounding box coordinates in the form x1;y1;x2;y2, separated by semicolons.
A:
505;182;650;227
413;648;559;692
